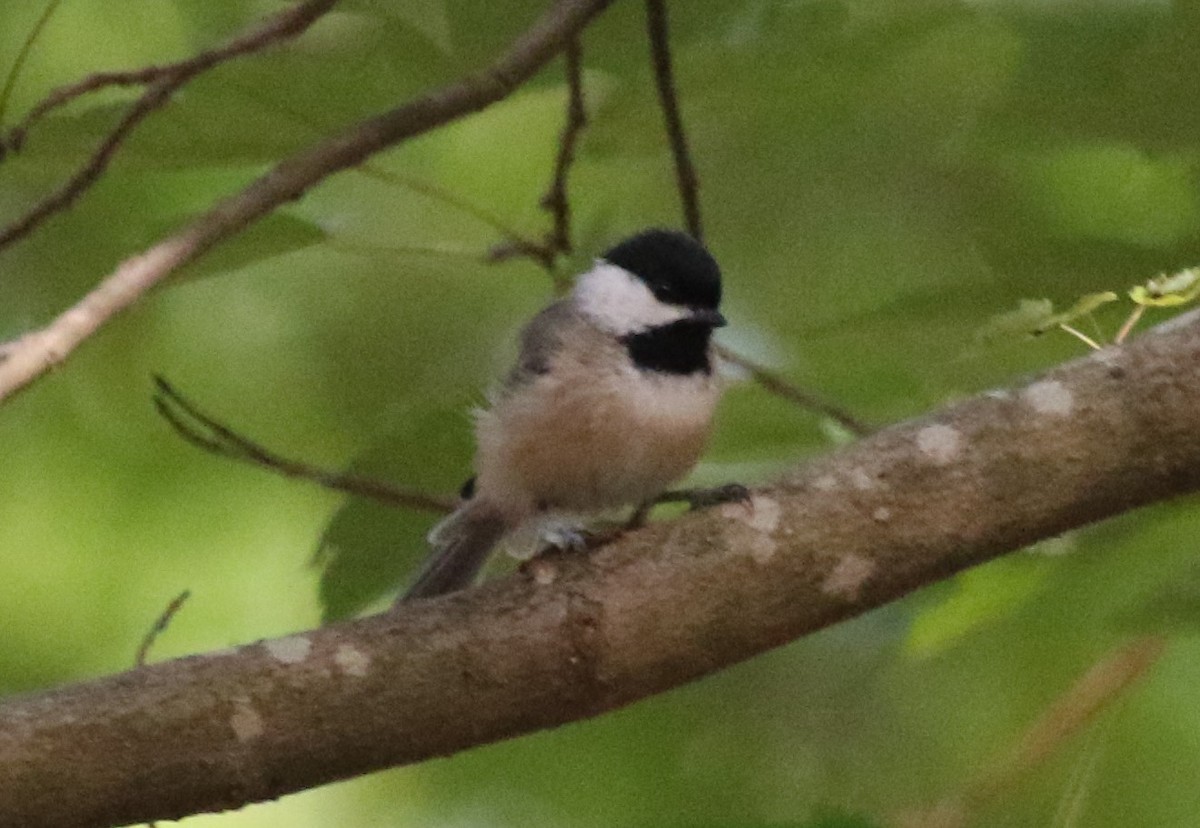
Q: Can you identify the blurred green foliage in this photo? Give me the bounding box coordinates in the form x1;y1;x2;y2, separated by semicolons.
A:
3;1;1200;826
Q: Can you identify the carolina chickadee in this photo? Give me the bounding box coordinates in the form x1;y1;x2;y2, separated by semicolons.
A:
402;228;727;600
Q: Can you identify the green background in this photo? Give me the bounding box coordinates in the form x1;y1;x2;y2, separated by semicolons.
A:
3;1;1200;825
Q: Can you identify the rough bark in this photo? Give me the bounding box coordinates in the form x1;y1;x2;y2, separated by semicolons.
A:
2;310;1199;827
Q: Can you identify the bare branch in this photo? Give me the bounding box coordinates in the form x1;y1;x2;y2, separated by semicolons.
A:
0;0;341;251
645;0;703;242
6;0;339;145
153;376;455;515
715;344;874;436
484;38;590;289
2;311;1199;827
134;590;192;668
0;80;181;248
0;0;618;406
540;38;587;258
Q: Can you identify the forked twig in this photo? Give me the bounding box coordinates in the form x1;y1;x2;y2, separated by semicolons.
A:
488;39;589;286
0;0;618;405
153;376;455;515
0;0;340;252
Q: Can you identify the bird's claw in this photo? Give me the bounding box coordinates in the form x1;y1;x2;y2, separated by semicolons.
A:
539;524;590;553
658;482;752;511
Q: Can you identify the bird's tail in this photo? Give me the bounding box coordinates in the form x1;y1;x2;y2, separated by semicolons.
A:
400;501;508;601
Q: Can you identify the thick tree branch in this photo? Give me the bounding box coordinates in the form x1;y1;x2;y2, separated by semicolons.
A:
0;0;617;406
3;311;1199;827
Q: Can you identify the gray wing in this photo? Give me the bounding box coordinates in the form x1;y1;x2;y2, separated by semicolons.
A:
505;300;585;386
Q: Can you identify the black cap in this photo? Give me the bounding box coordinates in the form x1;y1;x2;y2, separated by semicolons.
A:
601;229;722;311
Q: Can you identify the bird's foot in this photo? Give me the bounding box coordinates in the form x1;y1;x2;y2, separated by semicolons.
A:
538;523;590;553
656;482;752;511
519;521;623;586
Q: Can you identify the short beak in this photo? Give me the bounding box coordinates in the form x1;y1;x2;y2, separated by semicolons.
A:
691;308;727;328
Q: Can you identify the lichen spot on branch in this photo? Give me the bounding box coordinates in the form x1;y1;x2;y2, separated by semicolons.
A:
916;423;962;466
1021;379;1074;418
721;494;781;564
849;467;877;491
334;643;371;677
264;635;312;665
812;473;839;492
230;697;265;743
821;553;876;601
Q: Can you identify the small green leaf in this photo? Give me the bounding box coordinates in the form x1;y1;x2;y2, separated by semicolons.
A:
1042;291;1120;330
977;298;1055;342
1128;268;1200;307
979;292;1118;342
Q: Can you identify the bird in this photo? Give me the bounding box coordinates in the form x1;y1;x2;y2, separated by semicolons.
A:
401;228;728;601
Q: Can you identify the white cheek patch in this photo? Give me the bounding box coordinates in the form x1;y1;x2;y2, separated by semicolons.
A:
574;261;688;334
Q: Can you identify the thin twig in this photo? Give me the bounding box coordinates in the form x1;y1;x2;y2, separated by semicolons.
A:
134;590;191;668
0;0;65;131
1058;323;1103;351
969;636;1166;806
7;0;339;145
485;38;590;287
715;344;873;436
516;6;871;434
540;38;586;261
0;0;617;405
645;3;870;431
0;80;179;248
1115;304;1146;345
645;0;703;243
0;0;340;251
136;588;191;828
153;376;456;514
